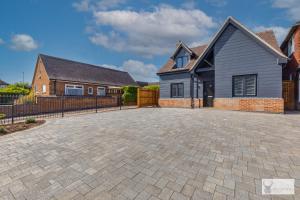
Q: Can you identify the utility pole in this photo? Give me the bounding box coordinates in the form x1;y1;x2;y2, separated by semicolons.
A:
22;72;24;84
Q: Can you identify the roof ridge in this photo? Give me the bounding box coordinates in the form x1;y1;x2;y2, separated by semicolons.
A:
187;30;275;50
39;54;127;74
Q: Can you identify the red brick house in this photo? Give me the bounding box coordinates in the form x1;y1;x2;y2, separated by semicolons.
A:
281;21;300;110
32;54;137;96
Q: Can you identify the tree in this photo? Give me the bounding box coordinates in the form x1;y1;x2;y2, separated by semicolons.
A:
0;82;31;95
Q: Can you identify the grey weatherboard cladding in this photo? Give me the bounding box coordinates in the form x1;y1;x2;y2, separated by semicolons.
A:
214;24;282;98
159;73;201;98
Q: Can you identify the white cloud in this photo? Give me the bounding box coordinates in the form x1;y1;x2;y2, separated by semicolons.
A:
122;60;158;82
101;60;158;82
73;0;90;11
10;34;38;51
253;25;289;43
205;0;227;7
73;0;126;12
272;0;300;21
90;5;216;57
0;38;4;45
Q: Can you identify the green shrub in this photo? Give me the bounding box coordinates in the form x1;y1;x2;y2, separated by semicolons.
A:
143;85;160;90
25;118;36;124
0;113;6;119
0;82;31;95
122;86;138;104
0;126;7;134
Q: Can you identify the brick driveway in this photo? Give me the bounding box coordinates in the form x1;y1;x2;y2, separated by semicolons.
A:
0;108;300;200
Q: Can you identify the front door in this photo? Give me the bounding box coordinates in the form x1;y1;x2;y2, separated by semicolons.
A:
203;81;214;107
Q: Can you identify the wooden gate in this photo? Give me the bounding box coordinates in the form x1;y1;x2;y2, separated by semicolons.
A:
137;88;159;107
283;80;295;110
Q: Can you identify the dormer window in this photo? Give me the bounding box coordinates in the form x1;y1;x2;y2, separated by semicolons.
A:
176;55;189;68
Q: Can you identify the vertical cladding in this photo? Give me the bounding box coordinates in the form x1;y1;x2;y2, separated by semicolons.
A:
214;24;282;98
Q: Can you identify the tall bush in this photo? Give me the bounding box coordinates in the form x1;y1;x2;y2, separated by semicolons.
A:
0;82;31;95
122;86;137;104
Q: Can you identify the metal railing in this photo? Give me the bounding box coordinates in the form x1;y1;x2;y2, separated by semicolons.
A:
0;95;127;124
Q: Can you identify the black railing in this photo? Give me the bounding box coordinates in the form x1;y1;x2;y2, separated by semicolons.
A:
0;95;128;124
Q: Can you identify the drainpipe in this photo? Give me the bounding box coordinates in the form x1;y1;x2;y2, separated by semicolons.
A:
190;73;194;109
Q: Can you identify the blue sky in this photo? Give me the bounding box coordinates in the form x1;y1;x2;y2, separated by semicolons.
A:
0;0;299;84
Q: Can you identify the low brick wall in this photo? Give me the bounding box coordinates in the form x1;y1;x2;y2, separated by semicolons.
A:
0;96;119;118
159;98;203;108
214;98;284;113
194;98;203;108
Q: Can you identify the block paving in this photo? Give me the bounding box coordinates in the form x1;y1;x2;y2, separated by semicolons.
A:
0;108;300;199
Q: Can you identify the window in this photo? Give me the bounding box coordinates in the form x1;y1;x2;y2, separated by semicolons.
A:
88;87;93;95
232;74;257;97
65;84;84;96
171;83;184;98
97;87;106;96
42;84;46;93
176;56;189;68
34;85;38;93
288;34;295;56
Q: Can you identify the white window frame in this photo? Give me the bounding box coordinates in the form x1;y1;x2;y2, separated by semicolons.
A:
65;84;84;96
42;84;46;93
88;87;93;95
97;87;106;96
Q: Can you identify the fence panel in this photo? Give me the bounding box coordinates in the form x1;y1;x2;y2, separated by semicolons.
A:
137;88;159;107
283;80;295;110
0;95;122;124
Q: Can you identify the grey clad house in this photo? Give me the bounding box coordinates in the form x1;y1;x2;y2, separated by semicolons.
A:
157;17;287;113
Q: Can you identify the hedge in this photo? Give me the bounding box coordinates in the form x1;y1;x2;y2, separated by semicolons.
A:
122;86;138;104
143;85;159;90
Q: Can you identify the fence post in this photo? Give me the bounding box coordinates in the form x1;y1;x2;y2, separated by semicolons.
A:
137;88;140;108
61;96;64;117
95;96;98;113
11;98;14;124
119;95;122;110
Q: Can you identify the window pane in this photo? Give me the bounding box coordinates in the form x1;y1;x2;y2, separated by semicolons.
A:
178;84;184;97
66;88;83;95
171;84;177;97
176;57;183;68
182;56;188;66
245;75;256;96
97;87;106;96
233;77;244;96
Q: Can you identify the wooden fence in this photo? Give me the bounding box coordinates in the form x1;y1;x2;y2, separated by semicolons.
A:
137;88;159;107
283;80;295;110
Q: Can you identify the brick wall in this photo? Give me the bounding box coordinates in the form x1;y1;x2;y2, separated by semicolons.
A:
159;98;203;108
32;58;51;96
0;96;119;118
214;98;284;113
295;26;300;64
